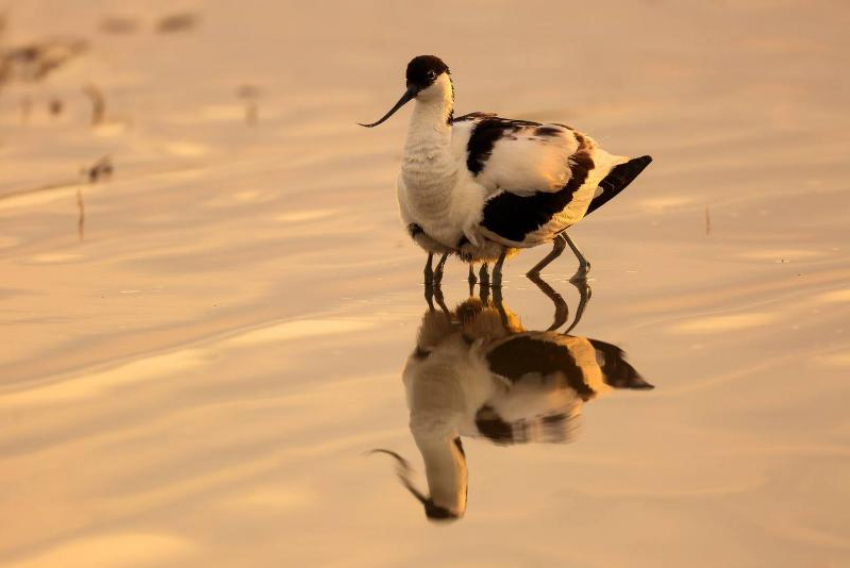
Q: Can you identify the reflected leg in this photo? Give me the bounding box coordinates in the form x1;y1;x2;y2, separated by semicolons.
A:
433;280;450;315
564;233;591;282
424;280;435;311
479;263;490;288
492;249;507;287
527;234;567;276
479;276;491;305
563;280;593;334
424;252;435;308
424;252;434;283
468;265;477;296
526;272;569;331
492;284;510;327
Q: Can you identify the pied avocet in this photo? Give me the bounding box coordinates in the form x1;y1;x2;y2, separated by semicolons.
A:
361;55;652;284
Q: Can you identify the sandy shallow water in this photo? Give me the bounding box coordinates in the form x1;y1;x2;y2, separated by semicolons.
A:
1;1;849;566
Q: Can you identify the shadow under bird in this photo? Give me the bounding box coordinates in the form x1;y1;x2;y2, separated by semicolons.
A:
360;55;652;284
372;285;652;522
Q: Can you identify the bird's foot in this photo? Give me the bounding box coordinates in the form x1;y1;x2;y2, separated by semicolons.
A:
432;253;449;286
478;264;490;288
433;269;444;286
569;264;591;283
424;280;435;311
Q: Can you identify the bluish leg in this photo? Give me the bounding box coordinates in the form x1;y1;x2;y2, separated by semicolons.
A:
433;252;449;285
527;234;567;276
424;252;434;283
564;233;591;282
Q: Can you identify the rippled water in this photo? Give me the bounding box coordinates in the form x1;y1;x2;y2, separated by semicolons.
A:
2;1;849;566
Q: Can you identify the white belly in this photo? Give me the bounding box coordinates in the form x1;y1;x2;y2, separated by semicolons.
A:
397;172;486;251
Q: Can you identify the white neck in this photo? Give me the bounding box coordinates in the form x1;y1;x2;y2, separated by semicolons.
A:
415;433;467;515
403;80;453;154
401;74;457;215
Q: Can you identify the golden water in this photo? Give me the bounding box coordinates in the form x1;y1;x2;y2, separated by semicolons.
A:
1;1;849;566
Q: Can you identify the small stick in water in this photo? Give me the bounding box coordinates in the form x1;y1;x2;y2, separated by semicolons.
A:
705;206;711;237
82;83;106;125
76;156;113;240
76;187;85;241
236;84;260;125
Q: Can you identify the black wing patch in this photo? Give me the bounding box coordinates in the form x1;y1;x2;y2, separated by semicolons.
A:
481;189;574;242
534;126;567;137
474;405;514;443
586;155;652;216
588;339;654;390
474;403;572;445
465;117;541;175
486;336;595;400
480;134;594;243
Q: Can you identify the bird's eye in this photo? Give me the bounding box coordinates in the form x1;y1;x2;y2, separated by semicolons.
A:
427;70;437;80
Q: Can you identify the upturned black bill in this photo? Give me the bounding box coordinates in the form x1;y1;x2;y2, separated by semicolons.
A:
358;86;417;128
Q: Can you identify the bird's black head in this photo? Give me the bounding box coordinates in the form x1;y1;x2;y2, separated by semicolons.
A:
359;55;451;128
405;55;450;91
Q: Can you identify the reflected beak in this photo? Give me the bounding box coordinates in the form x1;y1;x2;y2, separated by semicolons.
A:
359;86;418;128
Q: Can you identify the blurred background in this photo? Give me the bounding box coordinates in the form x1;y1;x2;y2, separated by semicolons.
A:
1;1;849;567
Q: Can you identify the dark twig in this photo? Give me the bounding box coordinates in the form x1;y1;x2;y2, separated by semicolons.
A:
82;83;106;125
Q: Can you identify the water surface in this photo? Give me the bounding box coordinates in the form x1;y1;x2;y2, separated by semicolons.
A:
1;1;849;566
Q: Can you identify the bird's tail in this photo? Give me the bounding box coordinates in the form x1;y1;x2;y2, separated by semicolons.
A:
586;155;652;216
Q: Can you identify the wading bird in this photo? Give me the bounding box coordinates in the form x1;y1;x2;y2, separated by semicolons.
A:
360;55;652;284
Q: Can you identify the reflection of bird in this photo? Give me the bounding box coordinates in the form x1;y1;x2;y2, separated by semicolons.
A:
374;285;652;522
361;55;652;284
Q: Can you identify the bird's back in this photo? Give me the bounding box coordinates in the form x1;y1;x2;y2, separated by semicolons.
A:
451;113;650;248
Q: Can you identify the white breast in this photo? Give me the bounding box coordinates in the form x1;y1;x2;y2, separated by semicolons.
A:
397;119;490;250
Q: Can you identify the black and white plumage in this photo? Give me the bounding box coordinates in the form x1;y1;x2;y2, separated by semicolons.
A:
361;55;652;282
373;290;652;522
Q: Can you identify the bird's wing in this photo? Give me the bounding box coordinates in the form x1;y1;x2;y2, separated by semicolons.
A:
454;115;609;195
472;402;581;445
485;333;598;398
452;115;632;246
470;332;595;445
585;155;653;216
